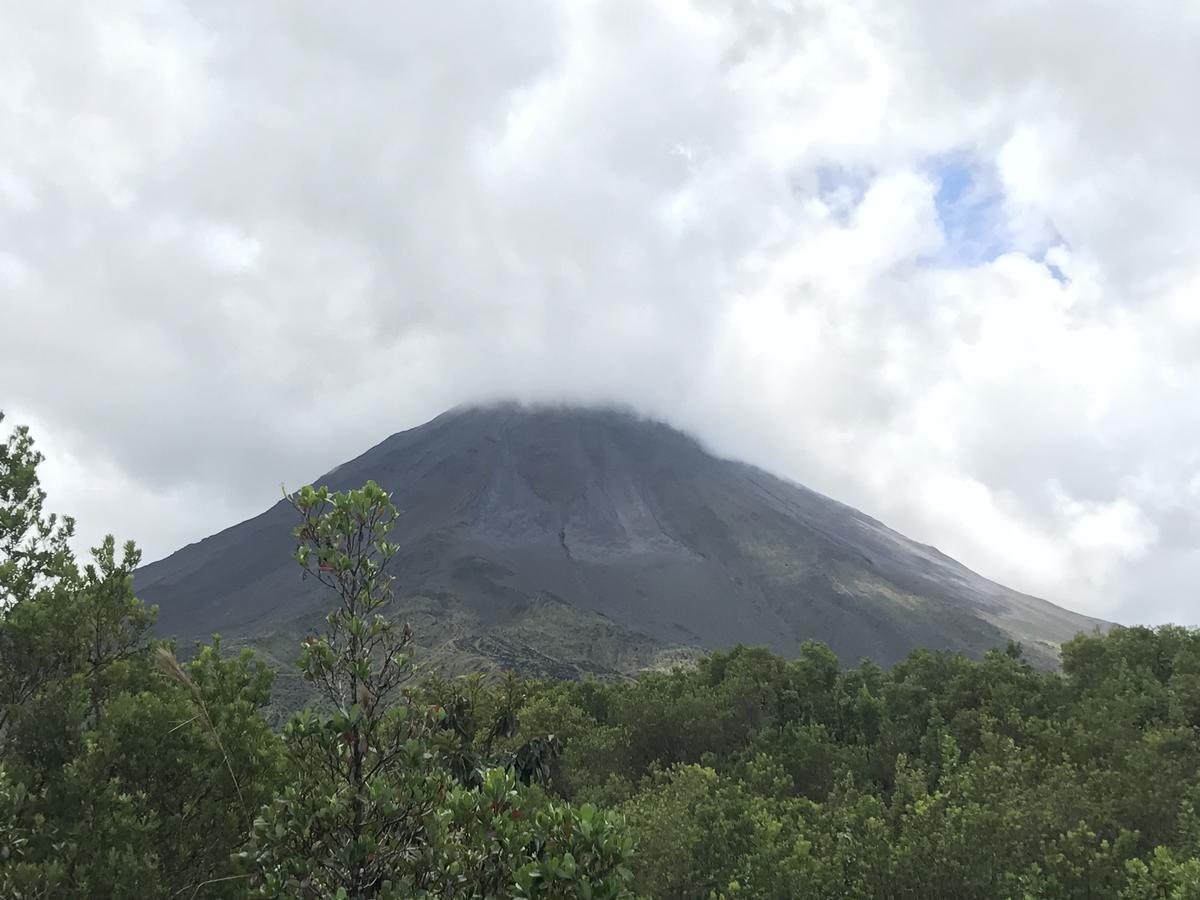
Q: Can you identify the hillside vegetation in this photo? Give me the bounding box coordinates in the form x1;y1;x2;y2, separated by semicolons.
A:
3;414;1200;898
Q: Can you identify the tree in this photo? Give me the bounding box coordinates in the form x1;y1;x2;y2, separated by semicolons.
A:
247;482;636;898
0;412;76;609
0;413;81;741
0;415;282;898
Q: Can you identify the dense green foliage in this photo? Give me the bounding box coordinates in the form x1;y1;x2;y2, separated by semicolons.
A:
523;635;1200;898
4;412;1200;898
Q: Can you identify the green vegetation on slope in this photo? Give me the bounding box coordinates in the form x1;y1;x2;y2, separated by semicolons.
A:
242;592;704;719
3;413;1200;898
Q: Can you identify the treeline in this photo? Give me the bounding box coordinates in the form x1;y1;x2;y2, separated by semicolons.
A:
526;631;1200;898
3;413;1200;898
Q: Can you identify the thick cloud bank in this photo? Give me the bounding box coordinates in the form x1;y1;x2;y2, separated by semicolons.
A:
3;1;1198;625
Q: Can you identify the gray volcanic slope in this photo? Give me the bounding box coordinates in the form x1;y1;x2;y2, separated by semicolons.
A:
137;404;1105;671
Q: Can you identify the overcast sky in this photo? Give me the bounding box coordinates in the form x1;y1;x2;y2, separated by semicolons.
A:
3;1;1199;626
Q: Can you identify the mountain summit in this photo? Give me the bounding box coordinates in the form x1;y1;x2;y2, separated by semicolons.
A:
137;404;1103;676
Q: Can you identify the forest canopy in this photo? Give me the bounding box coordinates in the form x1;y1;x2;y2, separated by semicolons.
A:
3;413;1200;899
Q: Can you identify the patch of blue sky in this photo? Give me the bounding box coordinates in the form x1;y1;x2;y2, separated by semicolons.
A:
802;155;1069;282
923;154;1013;267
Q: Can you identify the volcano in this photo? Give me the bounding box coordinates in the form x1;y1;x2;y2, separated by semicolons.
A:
136;404;1103;680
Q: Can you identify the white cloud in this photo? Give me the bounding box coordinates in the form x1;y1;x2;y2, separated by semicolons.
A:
2;0;1199;625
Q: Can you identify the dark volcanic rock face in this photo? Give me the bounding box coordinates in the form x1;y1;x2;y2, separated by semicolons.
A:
137;404;1104;669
